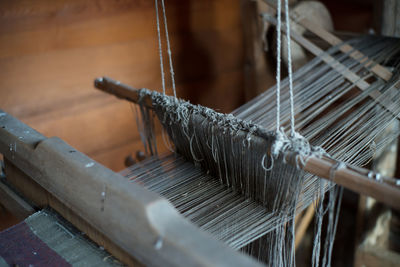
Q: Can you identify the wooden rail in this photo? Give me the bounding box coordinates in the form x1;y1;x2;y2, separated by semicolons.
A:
94;77;400;209
0;108;261;267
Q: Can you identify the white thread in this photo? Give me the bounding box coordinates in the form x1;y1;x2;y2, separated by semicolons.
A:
275;0;282;132
261;154;274;171
155;0;166;94
284;0;296;135
160;0;177;98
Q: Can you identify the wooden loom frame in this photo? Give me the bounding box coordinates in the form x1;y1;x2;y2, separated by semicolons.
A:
1;3;399;265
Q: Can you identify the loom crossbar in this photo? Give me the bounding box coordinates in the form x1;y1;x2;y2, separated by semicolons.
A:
94;77;400;209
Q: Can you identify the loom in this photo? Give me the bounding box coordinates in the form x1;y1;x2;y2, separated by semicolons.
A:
92;35;400;265
1;1;400;266
93;2;400;263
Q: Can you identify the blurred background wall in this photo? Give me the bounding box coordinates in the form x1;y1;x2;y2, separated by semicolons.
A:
0;0;245;171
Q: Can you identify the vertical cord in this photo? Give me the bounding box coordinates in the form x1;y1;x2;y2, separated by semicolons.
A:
275;0;282;132
155;0;166;94
285;0;295;136
160;0;177;98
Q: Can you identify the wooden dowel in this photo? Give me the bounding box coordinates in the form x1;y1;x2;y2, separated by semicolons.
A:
305;156;400;209
94;77;152;108
94;77;400;209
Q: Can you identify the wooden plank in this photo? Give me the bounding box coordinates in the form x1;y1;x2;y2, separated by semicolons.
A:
0;0;245;172
0;0;241;59
0;110;262;267
0;0;239;35
0;31;242;115
27;101;142;166
3;158;142;267
0;178;35;220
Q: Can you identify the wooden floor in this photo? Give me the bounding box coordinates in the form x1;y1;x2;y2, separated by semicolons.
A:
0;0;245;171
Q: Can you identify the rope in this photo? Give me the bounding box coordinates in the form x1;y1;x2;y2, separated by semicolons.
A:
155;0;177;97
160;0;177;98
155;0;166;95
284;0;296;136
275;0;282;132
276;0;296;136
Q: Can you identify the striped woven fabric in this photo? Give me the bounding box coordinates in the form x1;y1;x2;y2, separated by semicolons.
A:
0;209;123;267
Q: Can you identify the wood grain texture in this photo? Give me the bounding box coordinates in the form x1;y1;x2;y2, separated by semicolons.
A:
0;179;35;220
4;158;142;266
0;0;244;171
0;111;262;267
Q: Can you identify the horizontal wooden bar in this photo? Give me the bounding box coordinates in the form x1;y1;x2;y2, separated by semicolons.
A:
94;77;400;210
3;157;142;267
0;109;261;267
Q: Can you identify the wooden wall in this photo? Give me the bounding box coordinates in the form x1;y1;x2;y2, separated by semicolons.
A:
0;0;244;171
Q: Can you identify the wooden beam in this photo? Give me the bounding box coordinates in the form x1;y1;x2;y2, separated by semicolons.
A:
3;158;141;267
0;177;35;220
94;77;400;210
0;109;262;267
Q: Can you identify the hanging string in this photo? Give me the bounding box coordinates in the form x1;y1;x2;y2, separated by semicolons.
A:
284;0;295;136
275;0;282;132
160;0;177;98
155;0;166;95
155;0;177;97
